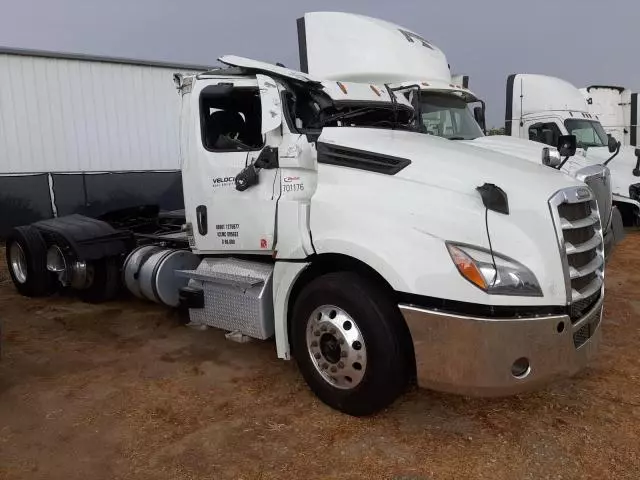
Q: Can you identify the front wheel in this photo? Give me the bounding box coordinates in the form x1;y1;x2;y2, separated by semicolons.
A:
291;271;410;416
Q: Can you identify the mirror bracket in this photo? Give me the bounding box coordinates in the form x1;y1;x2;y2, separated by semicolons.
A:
235;146;279;191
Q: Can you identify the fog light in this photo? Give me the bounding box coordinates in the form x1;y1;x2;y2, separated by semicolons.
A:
511;357;531;379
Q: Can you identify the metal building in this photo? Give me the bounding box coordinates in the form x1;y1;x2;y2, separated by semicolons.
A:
0;47;211;235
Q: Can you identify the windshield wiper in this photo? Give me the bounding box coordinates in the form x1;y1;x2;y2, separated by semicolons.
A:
448;136;466;140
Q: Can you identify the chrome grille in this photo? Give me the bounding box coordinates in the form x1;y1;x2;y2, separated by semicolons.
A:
573;304;602;348
576;165;612;231
549;187;605;322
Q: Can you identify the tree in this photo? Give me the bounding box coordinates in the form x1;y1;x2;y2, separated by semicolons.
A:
487;127;506;136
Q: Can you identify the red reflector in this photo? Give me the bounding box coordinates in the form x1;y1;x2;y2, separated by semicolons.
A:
337;82;348;94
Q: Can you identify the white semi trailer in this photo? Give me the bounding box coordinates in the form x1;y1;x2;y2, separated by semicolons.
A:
5;54;603;415
0;47;209;236
296;12;621;255
579;85;638;148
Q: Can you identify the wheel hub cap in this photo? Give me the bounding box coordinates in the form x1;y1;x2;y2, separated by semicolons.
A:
9;242;28;284
306;305;367;390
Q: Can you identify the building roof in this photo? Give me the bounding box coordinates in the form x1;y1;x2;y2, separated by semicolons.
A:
0;45;213;71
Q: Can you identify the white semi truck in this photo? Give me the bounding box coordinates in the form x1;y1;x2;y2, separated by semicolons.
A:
4;54;603;415
296;12;621;255
500;75;640;228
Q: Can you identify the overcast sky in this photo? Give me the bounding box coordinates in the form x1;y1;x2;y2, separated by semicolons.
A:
1;0;638;127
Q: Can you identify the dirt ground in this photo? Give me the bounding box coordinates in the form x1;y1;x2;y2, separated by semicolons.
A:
0;236;639;480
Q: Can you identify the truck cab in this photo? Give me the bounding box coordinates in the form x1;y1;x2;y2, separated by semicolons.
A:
170;54;603;412
580;85;640;223
504;74;640;227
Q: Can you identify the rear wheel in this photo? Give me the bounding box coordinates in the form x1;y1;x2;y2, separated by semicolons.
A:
291;271;410;416
5;226;56;297
77;256;121;303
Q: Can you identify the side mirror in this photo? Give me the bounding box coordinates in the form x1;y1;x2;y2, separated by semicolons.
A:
608;134;619;153
557;135;577;157
542;147;562;168
633;148;640;177
473;106;486;131
541;129;554;146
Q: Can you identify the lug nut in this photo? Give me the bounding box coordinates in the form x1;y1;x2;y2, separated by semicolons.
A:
338;361;345;368
311;340;318;347
339;338;345;345
314;331;320;337
322;363;329;370
321;325;328;332
330;366;337;373
329;327;336;334
314;353;321;359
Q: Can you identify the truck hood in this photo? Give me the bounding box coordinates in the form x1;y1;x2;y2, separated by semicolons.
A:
461;136;614;228
314;127;579;306
319;128;582;203
461;135;547;165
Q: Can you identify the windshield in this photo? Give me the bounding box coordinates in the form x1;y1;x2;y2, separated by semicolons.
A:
564;119;608;149
419;92;484;140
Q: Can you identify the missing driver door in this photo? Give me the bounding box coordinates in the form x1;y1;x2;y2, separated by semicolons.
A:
188;75;282;254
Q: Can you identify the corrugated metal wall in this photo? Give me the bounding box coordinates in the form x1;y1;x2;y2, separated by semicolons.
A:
0;53;198;173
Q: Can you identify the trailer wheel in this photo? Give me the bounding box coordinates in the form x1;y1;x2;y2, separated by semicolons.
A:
5;226;56;297
77;257;121;303
291;271;409;416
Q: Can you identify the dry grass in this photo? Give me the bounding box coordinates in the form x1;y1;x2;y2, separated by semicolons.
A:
1;235;639;480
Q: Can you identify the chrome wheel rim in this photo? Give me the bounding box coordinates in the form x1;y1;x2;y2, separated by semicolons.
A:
306;305;367;390
9;242;28;284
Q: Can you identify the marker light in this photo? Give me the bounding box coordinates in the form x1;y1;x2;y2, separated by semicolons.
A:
447;244;487;290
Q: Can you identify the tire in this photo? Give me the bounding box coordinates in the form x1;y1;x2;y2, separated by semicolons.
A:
4;226;57;297
77;256;121;303
291;271;410;416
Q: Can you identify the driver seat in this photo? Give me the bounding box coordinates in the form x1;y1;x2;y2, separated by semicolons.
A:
205;110;247;150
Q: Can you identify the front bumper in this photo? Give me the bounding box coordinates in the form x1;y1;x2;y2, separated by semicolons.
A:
400;295;602;397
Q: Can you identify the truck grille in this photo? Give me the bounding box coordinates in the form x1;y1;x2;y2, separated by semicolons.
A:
576;165;612;231
573;303;602;348
549;187;605;322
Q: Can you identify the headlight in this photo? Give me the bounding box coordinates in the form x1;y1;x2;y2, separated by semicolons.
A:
446;243;543;297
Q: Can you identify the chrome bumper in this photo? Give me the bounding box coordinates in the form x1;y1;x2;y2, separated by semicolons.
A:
400;296;602;397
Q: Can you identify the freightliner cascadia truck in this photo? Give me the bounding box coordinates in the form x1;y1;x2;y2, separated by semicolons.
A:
5;47;603;415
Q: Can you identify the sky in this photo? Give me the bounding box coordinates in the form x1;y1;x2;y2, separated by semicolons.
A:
1;0;638;127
